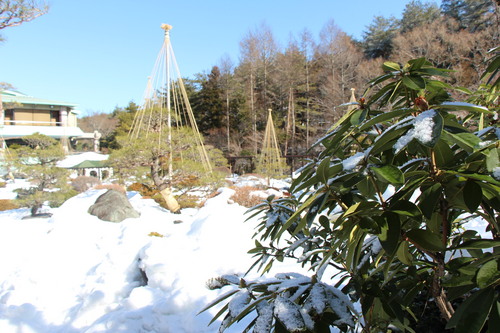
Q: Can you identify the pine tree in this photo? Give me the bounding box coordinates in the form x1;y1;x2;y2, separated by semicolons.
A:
11;133;73;216
400;0;441;33
191;66;225;133
441;0;494;32
362;15;399;59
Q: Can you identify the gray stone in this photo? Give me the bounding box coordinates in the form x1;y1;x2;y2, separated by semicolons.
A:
88;189;140;222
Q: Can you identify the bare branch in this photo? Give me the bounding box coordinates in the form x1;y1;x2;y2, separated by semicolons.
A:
0;0;49;30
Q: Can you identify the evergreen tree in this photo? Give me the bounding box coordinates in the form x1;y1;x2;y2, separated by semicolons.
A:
362;15;399;59
441;0;495;32
11;133;73;216
191;66;225;133
400;0;441;33
107;101;139;150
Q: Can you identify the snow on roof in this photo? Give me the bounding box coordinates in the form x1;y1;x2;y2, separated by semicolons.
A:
1;90;78;108
57;152;109;168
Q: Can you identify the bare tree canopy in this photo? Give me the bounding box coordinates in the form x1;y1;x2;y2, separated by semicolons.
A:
0;0;48;30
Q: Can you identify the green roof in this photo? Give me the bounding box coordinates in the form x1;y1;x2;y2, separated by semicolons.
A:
1;90;78;108
70;160;109;169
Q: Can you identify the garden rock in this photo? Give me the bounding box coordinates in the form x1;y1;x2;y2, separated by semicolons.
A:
88;189;140;222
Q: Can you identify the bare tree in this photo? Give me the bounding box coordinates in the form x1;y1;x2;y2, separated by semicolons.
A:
0;0;48;31
315;20;364;123
218;54;235;154
392;17;497;87
239;22;279;153
78;111;118;138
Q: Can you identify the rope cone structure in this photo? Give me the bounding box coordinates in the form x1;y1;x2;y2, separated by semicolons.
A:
256;109;285;181
127;24;212;212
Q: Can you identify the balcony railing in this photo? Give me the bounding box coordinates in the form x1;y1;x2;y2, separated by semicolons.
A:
3;120;64;127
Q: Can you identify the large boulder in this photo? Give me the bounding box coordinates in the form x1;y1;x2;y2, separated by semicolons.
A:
88;189;140;222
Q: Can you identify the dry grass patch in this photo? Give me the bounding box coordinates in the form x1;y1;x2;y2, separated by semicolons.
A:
0;199;19;211
229;186;266;208
94;183;126;194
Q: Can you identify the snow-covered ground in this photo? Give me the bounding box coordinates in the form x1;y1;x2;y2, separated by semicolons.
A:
0;152;491;332
0;174;301;333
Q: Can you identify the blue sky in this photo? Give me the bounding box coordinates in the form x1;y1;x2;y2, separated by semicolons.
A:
0;0;440;115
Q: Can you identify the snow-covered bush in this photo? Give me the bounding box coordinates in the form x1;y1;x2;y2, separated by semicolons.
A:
203;56;500;332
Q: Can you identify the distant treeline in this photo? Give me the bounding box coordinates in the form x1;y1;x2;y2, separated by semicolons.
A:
79;0;498;158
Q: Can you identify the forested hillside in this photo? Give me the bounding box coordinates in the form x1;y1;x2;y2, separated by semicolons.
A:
79;0;498;163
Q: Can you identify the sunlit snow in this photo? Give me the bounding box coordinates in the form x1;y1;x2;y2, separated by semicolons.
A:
0;174;302;332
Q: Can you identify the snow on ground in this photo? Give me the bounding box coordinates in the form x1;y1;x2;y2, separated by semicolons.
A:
0;177;300;333
0;171;492;332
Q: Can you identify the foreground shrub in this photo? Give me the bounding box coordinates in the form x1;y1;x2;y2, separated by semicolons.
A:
203;57;500;332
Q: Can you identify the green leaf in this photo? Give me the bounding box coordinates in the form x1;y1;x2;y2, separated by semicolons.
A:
390;200;422;217
446;288;495;333
275;192;320;240
435;102;491;114
488;298;500;333
445;132;482;153
396;240;413;265
368;72;394;87
343;201;379;217
463;179;483;213
406;229;445;252
382;61;401;72
198;289;239;315
371;165;404;185
317;157;331;185
402;75;426;90
350;108;367;125
359;108;414;131
416;67;453;77
486;148;500;173
481;53;500;84
305;193;328;228
418;183;442;219
408;57;428;71
371;121;414;155
426;213;441;234
433;139;454;167
377;213;401;255
293;173;319;193
454;239;500;250
444;170;500;186
476;260;500;288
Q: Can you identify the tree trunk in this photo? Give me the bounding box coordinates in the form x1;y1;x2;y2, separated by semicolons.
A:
150;156;180;213
432;255;455;321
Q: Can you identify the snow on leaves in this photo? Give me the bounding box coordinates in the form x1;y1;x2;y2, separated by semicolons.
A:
202;272;356;332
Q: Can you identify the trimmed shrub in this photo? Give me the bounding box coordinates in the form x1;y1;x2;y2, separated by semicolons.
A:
71;176;101;193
